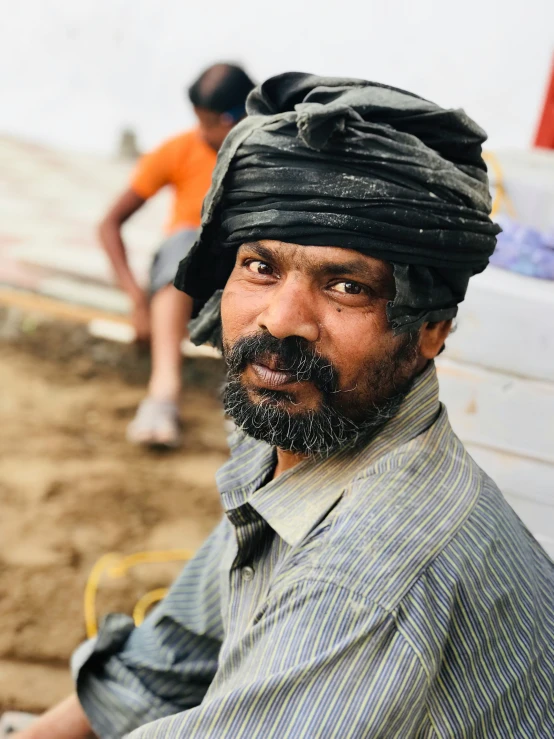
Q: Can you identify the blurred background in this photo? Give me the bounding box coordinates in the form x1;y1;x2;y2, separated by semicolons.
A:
0;0;553;718
1;0;553;153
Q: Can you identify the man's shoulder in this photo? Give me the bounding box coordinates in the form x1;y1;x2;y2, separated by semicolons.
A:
437;471;554;595
162;128;199;151
132;130;195;177
298;417;490;609
302;424;553;614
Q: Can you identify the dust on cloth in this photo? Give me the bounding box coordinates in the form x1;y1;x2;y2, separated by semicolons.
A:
175;72;500;337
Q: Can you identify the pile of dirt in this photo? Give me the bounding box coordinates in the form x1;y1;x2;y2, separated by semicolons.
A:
0;309;228;713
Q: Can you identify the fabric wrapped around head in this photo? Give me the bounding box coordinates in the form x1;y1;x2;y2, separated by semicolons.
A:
175;72;499;340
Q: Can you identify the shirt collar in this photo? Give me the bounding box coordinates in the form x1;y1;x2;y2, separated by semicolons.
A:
217;362;440;548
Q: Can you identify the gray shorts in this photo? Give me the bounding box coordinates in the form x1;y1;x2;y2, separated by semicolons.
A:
149;229;198;295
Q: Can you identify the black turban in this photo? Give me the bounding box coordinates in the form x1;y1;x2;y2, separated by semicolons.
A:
175;72;499;341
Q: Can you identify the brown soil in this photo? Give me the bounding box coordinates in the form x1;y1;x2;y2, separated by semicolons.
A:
0;308;228;713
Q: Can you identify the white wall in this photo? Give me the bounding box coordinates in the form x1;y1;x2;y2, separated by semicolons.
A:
1;0;553;155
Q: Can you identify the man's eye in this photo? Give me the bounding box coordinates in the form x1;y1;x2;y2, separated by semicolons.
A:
246;260;273;275
334;281;364;295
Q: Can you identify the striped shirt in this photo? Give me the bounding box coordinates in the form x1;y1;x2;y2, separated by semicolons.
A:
73;363;554;738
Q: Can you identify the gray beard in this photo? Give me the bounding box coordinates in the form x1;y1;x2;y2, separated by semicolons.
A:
222;330;419;458
222;378;407;458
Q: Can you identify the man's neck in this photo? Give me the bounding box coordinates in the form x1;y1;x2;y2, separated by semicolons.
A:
273;448;308;479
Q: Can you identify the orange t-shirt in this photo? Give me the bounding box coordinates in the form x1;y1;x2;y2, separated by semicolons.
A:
130;129;217;234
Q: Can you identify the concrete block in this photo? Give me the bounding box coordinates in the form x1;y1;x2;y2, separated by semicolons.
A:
446;266;554;382
492;148;554;231
437;358;554;464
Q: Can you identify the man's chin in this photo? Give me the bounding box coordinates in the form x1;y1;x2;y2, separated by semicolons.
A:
245;384;322;414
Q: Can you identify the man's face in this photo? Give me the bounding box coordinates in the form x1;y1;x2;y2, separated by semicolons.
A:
221;241;423;456
194;106;235;151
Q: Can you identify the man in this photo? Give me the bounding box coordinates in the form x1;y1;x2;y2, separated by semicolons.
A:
22;73;554;737
100;62;254;447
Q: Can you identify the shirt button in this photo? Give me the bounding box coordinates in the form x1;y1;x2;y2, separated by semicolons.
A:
241;566;255;581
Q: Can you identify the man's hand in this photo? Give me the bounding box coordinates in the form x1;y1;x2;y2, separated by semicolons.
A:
131;292;152;344
13;694;96;739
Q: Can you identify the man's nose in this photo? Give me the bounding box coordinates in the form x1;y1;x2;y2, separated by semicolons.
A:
257;277;320;343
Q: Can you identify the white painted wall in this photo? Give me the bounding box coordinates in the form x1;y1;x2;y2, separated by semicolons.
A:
1;0;553;155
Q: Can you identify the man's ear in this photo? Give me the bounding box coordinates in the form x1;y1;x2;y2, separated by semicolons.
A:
419;320;453;360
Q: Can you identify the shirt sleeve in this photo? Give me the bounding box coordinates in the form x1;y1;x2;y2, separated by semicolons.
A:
72;519;228;739
130;136;185;200
126;578;432;739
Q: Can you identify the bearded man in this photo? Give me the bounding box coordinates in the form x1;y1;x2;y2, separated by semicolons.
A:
20;73;554;739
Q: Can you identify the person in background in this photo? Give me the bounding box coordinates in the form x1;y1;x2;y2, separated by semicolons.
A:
99;62;255;447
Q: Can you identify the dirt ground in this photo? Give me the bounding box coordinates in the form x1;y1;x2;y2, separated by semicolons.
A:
0;308;228;713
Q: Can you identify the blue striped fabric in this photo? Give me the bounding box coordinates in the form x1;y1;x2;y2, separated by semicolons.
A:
72;363;554;738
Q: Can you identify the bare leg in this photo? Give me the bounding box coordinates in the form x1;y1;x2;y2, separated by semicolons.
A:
127;285;193;447
148;285;193;401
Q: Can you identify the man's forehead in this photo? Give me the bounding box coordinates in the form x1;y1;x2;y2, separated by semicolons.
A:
239;240;393;280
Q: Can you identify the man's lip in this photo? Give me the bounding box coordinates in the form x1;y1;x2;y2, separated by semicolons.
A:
250;363;297;388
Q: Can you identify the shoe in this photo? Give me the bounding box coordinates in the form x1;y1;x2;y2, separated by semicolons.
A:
126;397;182;449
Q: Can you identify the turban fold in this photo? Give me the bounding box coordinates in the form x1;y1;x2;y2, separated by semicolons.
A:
175;72;499;337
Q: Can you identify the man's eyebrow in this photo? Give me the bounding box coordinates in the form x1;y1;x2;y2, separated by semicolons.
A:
239;241;276;263
316;259;394;292
317;259;378;278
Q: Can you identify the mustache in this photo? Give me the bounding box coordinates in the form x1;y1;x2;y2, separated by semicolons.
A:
224;333;339;394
